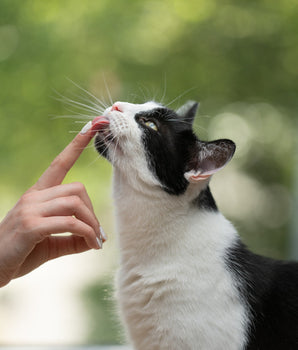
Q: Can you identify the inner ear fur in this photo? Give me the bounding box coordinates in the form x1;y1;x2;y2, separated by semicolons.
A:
184;139;236;183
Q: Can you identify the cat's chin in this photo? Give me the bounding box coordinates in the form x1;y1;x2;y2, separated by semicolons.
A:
94;130;124;162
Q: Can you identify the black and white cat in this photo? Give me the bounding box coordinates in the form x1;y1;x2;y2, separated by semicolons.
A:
94;100;298;350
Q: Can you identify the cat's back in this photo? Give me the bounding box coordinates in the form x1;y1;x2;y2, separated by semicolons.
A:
249;261;298;349
228;241;298;349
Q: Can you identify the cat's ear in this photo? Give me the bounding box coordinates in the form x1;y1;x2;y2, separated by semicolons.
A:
184;139;236;183
176;101;199;125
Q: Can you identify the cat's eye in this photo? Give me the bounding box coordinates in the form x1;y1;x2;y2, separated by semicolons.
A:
144;120;158;131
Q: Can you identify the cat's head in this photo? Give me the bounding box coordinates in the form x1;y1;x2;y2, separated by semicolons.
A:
95;101;235;195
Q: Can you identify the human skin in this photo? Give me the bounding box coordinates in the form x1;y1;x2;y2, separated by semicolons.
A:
0;121;105;287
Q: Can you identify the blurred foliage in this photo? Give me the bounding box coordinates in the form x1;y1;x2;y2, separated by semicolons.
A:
0;0;297;345
81;279;125;344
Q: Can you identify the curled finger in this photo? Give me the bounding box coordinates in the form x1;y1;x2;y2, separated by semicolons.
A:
37;216;101;250
38;195;100;237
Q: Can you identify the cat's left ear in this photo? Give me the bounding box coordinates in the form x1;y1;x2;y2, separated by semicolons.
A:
184;139;236;183
176;101;199;125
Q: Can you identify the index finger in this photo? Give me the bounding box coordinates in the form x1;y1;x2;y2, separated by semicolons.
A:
33;121;95;190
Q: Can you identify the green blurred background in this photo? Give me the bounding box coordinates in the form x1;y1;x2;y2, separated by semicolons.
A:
0;0;297;345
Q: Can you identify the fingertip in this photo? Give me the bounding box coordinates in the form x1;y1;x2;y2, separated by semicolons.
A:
80;121;92;135
96;236;103;249
100;226;108;242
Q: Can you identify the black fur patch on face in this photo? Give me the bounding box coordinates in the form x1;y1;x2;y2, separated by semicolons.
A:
94;135;109;159
135;107;198;195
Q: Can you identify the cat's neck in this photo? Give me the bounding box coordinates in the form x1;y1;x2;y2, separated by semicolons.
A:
112;169;238;264
112;168;197;224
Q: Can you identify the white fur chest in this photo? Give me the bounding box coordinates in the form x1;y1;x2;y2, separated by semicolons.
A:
113;172;248;350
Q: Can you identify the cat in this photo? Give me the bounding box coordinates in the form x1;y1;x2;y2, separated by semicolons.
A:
94;100;298;350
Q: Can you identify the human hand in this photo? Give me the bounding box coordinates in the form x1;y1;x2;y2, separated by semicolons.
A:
0;120;107;287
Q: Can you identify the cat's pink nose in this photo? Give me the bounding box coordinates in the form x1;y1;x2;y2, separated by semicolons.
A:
111;104;122;112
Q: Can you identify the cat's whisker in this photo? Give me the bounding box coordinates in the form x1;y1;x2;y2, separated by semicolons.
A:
51;114;92;120
111;136;121;165
71;143;97;151
57;105;98;120
160;74;167;105
94;131;118;158
193;125;207;136
102;141;114;158
70;95;105;115
54;90;103;115
99;94;111;109
152;89;159;104
63;97;102;115
86;157;99;168
66;78;109;109
74;120;92;124
86;150;107;168
166;118;193;126
69;91;107;114
165;87;197;108
137;84;152;103
102;74;114;106
166;117;206;135
198;114;211;120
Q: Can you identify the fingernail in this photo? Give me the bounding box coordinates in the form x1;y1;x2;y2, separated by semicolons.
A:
100;226;107;241
96;236;103;249
80;121;92;135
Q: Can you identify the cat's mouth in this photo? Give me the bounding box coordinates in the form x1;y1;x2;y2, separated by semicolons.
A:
94;116;124;158
95;120;114;144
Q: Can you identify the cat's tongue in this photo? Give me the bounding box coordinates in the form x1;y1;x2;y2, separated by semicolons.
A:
91;116;110;132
